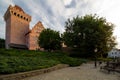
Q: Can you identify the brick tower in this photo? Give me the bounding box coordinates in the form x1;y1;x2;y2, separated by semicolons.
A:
4;5;31;49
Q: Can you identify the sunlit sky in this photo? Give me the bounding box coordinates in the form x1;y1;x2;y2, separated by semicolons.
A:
0;0;120;48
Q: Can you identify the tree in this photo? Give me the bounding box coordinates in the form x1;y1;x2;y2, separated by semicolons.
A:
0;38;5;48
63;14;116;58
38;28;61;51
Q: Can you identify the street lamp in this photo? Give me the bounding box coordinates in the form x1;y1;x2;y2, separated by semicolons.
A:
94;48;97;68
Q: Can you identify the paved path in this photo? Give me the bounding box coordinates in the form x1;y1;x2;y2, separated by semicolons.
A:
22;63;119;80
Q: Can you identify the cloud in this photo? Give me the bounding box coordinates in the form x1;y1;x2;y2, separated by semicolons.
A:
63;0;72;6
0;0;15;39
64;0;76;8
0;0;120;48
0;16;5;39
17;0;66;32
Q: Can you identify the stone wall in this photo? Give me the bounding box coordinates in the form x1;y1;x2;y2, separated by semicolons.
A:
0;64;68;80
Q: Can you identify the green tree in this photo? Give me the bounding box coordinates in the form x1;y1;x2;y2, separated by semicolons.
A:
38;28;61;51
0;38;5;48
63;14;116;58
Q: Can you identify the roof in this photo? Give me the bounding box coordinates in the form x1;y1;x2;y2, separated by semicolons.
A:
31;21;45;31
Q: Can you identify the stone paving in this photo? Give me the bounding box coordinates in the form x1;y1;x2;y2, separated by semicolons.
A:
22;63;120;80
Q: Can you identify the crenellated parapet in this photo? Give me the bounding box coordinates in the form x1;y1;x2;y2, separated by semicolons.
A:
4;5;31;22
4;5;45;50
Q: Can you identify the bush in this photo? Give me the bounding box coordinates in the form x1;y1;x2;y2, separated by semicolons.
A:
97;58;113;62
0;38;5;48
0;49;88;74
59;57;81;66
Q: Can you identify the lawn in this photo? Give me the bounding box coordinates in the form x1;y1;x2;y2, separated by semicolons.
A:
0;49;87;74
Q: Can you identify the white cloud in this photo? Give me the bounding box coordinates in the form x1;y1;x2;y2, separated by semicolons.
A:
63;0;72;6
2;0;14;5
0;0;120;47
0;0;15;39
20;0;66;33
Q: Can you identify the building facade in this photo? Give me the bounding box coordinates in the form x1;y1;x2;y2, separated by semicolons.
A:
108;49;120;58
4;5;44;50
27;21;44;50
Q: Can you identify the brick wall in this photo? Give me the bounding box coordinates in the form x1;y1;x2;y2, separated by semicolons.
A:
28;21;44;50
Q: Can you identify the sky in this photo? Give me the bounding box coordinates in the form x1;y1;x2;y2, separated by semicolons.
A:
0;0;120;48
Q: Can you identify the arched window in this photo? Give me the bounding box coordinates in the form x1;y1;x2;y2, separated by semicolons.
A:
14;12;16;16
24;17;26;20
26;18;28;21
21;16;23;18
17;14;20;17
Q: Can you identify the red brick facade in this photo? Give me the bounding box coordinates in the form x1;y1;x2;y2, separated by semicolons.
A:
28;21;44;50
4;5;44;50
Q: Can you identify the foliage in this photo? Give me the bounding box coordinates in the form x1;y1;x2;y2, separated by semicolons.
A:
0;38;5;48
63;14;116;58
38;28;61;51
97;57;113;62
0;49;87;74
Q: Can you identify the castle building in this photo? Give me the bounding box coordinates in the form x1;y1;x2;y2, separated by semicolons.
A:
4;5;45;50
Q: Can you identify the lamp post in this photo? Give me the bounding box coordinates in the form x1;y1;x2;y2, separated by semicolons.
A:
94;48;97;68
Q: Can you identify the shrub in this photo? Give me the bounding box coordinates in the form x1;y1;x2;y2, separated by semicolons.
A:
0;49;88;74
97;58;113;62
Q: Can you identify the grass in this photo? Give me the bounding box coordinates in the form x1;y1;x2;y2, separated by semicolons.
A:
0;48;88;74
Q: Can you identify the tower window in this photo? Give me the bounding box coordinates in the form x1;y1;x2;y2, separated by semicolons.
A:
24;17;26;20
26;18;28;21
21;16;23;18
17;14;20;17
14;12;16;16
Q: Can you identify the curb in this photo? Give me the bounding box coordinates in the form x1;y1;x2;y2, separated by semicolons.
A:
0;64;69;80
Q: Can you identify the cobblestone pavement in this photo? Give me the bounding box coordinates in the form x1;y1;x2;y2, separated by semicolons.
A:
22;63;119;80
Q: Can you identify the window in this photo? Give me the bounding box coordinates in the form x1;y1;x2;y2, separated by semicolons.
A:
21;16;23;18
17;14;20;17
26;18;28;21
24;17;26;20
14;12;16;16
